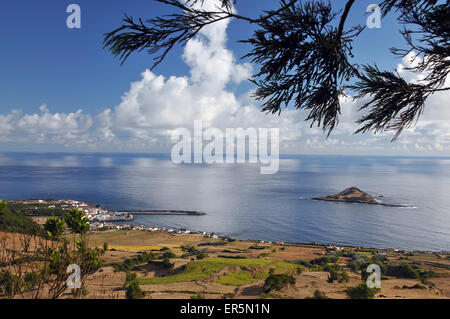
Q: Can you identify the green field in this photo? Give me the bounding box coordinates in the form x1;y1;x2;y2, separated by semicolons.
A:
138;258;298;285
217;269;267;286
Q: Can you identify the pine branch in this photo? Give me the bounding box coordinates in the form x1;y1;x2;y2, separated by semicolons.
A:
103;0;449;141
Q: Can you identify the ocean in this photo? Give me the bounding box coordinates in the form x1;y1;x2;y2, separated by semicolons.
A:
0;152;449;252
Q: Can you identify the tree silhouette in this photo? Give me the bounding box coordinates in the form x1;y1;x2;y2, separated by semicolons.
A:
104;0;449;140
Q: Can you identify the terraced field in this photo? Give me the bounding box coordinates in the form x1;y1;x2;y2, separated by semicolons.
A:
138;258;298;285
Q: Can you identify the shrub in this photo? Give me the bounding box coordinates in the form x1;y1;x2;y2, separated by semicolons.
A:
0;271;21;298
190;292;205;299
198;242;227;247
162;257;174;269
348;255;371;272
125;281;144;299
196;251;208;260
23;272;40;290
340;270;350;283
345;283;379;299
313;290;329;299
263;274;296;293
112;252;156;272
311;256;330;266
82;286;89;296
217;255;247;259
306;290;329;299
249;245;265;250
71;286;89;298
162;250;176;259
44;217;66;240
327;268;339;283
125;271;137;283
180;245;199;257
386;263;419;279
418;269;435;283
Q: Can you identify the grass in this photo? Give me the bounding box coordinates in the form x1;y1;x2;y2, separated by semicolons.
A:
354;251;374;256
138;258;298;285
88;230;218;250
217;269;267;286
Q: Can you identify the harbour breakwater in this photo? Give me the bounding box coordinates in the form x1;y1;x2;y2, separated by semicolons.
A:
112;210;206;216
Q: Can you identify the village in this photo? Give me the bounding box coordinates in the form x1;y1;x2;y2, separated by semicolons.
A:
8;198;133;223
8;199;229;240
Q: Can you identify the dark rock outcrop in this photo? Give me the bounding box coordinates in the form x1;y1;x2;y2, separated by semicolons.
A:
312;187;402;207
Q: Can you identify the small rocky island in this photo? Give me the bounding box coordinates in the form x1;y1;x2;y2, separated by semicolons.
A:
312;187;403;207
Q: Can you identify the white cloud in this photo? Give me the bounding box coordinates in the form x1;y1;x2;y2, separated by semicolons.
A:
0;104;93;145
0;1;449;156
394;52;450;148
100;0;304;149
17;105;93;135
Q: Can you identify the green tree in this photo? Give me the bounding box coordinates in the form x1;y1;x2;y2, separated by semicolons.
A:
263;273;296;292
162;257;174;269
64;209;90;235
126;281;144;299
0;200;7;211
196;251;208;260
44;217;66;240
386;263;420;279
125;271;137;284
327;268;340;283
104;0;449;141
345;283;380;299
162;250;176;259
0;271;21;298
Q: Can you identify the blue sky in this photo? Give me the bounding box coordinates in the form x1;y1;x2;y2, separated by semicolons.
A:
0;0;401;113
0;0;448;155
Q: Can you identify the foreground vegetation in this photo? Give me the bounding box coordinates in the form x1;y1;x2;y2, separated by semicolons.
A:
0;202;103;299
1;203;449;299
0;201;41;235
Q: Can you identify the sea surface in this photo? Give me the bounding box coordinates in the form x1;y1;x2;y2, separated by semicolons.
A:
0;152;449;252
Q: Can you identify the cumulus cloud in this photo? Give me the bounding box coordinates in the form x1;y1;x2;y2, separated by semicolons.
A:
0;104;93;145
0;1;449;155
394;52;450;151
99;0;304;150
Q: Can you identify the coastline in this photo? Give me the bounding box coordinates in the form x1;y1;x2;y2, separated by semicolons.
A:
8;198;448;253
106;219;449;254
